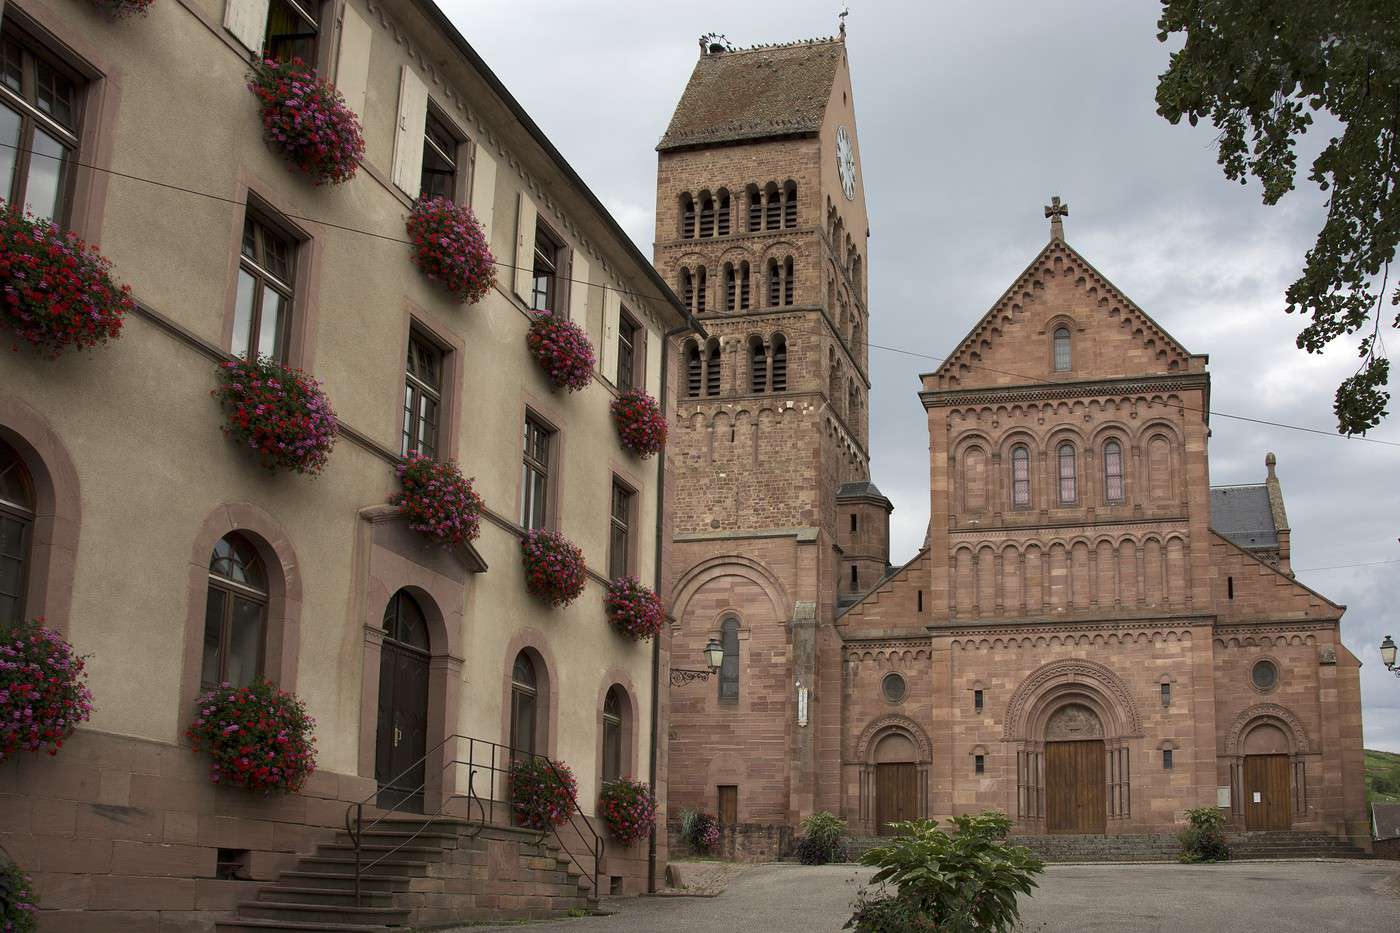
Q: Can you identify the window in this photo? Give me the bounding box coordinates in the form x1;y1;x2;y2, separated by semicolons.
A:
608;478;633;580
695;266;707;314
749;338;767;393
401;333;443;458
719;616;739;701
382;589;429;651
510;651;538;756
716;192;731;236
882;672;906;703
771;335;788;392
233;212;295;362
738;261;751;310
747;190;761;232
602;686;623;783
530;225;562;313
202;534;267;690
1251;659;1278;692
916;589;924;612
783;182;797;228
717;785;738;827
1103;440;1125;504
1010;445;1031;508
705;340;720;397
1227;576;1234;600
1057;443;1077;504
264;0;319;64
1161;682;1171;707
685;341;702;398
520;415;553;530
783;256;794;305
616;310;638;390
850;564;859;592
1162;749;1174;770
974;689;984;713
680;195;695;239
724;264;737;312
850;513;857;533
1053;326;1071;371
0;439;34;624
699;195;715;238
0;27;82;224
680;268;694;311
765;188;780;229
419;107;459;201
975;754;985;775
767;260;780;306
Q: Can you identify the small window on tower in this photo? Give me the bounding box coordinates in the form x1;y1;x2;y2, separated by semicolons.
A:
1163;749;1174;770
974;754;985;775
1053;326;1072;371
916;590;924;612
849;564;858;592
1161;682;1171;707
974;689;984;713
850;513;857;533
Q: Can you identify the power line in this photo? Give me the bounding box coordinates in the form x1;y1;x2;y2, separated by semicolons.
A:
1294;557;1400;574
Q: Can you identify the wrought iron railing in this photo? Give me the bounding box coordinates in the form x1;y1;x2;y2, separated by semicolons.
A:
343;735;603;906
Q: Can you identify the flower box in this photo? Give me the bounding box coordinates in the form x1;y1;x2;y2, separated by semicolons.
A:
406;197;496;304
604;576;664;641
0;620;93;763
510;756;577;830
213;356;338;475
391;454;483;546
247;58;364;186
599;779;656;846
526;313;596;392
610;388;667;458
520;529;587;608
186;680;317;794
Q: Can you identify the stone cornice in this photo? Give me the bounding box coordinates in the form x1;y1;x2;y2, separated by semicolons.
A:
929;612;1215;638
1213;619;1340;636
920;373;1209;410
840;635;934;650
949;517;1189;540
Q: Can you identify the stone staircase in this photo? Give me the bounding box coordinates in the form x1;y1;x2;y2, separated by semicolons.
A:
215;816;597;932
1224;830;1372;860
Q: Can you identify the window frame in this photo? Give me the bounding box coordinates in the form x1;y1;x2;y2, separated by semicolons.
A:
608;475;636;581
615;309;639;390
530;222;564;315
419;103;463;202
1162;748;1174;770
519;411;557;531
232;207;299;363
401;330;446;459
0;440;34;626
509;651;539;758
201;534;269;691
1053;325;1072;372
718;616;740;702
1011;444;1032;509
1057;442;1078;505
601;686;624;784
1103;439;1126;504
0;22;84;227
263;0;321;65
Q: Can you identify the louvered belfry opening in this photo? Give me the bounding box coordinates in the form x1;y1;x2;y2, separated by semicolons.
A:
767;259;780;306
771;335;788;392
705;340;721;396
750;337;767;393
724;263;736;312
686;342;702;398
717;192;731;235
783;256;795;305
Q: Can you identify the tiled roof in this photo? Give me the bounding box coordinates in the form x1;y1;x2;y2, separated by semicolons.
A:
1210;485;1278;550
658;40;843;151
837;480;886;499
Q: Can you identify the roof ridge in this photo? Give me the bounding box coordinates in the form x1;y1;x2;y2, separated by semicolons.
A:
720;36;843;54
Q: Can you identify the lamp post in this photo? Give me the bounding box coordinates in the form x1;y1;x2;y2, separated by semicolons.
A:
1382;635;1399;678
670;638;724;687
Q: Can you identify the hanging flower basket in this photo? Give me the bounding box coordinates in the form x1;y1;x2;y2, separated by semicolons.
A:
526;313;596;392
599;779;656;847
520;529;587;608
0;204;131;357
213;356;338;475
0;853;37;933
247;58;364;186
0;619;94;764
186;680;317;794
406;197;496;304
510;756;577;830
391;454;483;546
610;388;667;458
604;577;664;641
91;0;155;17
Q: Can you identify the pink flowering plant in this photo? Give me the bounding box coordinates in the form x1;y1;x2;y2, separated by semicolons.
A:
510;756;577;830
391;454;483;546
186;680;316;794
247;58;364;185
90;0;155;17
520;529;587;608
599;779;656;847
610;388;667;458
0;204;131;356
526;313;596;392
604;577;664;641
213;356;338;475
0;620;93;763
0;852;37;933
406;197;496;304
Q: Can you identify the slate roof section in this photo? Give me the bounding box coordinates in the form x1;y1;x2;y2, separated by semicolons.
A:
1209;485;1279;550
658;40;843;151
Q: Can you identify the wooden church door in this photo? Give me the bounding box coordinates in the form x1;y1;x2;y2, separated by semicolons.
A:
375;591;431;812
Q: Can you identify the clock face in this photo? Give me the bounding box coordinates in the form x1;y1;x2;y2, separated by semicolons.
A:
836;125;856;200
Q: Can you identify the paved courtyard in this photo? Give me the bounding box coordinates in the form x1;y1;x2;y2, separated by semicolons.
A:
459;860;1399;933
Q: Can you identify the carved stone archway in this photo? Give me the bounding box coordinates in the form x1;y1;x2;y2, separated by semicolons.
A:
1223;703;1315;828
852;715;931;835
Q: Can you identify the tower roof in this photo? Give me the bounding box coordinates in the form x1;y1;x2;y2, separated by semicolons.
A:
658;39;844;151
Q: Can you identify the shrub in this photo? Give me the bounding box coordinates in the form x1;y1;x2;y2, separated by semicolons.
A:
1178;805;1231;863
246;58;364;185
510;756;577;830
604;576;664;641
796;810;847;865
0;854;37;933
526;313;596;392
678;808;720;854
391;454;483;546
186;680;317;794
848;815;1044;933
213;356;338;475
610;388;667;458
599;778;656;846
0;619;93;763
0;205;131;356
90;0;155;16
405;197;496;304
520;529;587;608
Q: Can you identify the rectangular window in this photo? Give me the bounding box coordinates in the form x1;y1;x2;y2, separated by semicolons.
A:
1012;448;1031;507
608;478;633;580
616;311;638;390
401;333;443;458
850;513;857;533
719;618;739;701
0;27;83;224
531;225;563;313
264;0;319;64
849;564;858;592
916;589;923;612
717;785;738;827
520;414;553;530
1163;749;1174;770
974;754;985;775
1160;683;1171;707
419;106;460;201
974;689;984;713
1104;443;1125;503
232;212;296;362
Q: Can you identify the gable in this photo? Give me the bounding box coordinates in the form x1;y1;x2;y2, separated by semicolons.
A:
838;548;932;629
1209;531;1344;621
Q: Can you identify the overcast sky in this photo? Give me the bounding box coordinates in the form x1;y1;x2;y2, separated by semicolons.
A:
442;0;1400;752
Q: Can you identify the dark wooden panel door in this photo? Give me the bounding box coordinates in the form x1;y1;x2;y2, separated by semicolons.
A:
717;785;737;827
875;763;918;835
1046;740;1106;834
1243;754;1291;830
375;641;429;813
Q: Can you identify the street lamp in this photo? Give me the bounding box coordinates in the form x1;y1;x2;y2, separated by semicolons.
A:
671;637;724;687
1381;635;1399;677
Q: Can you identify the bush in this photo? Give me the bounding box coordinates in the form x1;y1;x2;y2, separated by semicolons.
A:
391;454;483;546
1178;805;1231;863
678;808;720;854
796;810;847;865
405;197;496;304
610;388;668;458
604;576;664;641
526;313;596;392
0;853;37;933
0;619;93;763
520;529;587;608
848;814;1044;933
510;756;577;830
598;779;656;846
246;58;364;185
0;205;131;357
186;680;317;794
213;356;338;475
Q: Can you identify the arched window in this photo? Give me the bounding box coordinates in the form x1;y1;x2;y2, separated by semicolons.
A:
771;335;788;392
699;195;715;238
202;533;268;689
0;439;35;624
852;316;862;355
719;616;739;701
851;255;862;291
602;686;624;783
1011;444;1031;508
680;268;694;312
510;651;539;756
695;266;707;314
382;590;429;651
765;187;781;230
1057;442;1077;504
738;261;751;310
685;341;702;398
783;256;795;305
680;195;696;239
783;181;797;228
723;263;736;312
747;188;762;232
716;191;731;236
705;340;721;397
767;259;780;306
1053;326;1072;372
750;336;768;393
1103;440;1125;504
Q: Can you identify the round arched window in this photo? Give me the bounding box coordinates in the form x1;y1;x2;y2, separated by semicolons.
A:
382;590;429;652
0;438;36;625
1251;659;1279;691
882;672;907;704
202;534;268;689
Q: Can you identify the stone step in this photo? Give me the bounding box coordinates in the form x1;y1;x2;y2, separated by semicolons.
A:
237;900;411;926
259;886;397;907
216;920;393;933
275;871;411;893
314;842;447;861
297;856;433;877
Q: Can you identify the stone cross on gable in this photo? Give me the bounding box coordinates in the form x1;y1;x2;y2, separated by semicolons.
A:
1045;196;1069;241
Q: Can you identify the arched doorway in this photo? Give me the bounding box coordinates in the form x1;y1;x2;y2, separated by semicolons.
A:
1044;703;1106;834
376;590;430;811
1242;722;1291;830
873;732;918;835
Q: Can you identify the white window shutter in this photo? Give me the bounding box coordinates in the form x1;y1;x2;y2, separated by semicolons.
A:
469;144;496;236
568;253;590;326
224;0;271;53
335;5;373;120
645;317;662;398
513;193;537;304
390;66;428;197
600;289;621;380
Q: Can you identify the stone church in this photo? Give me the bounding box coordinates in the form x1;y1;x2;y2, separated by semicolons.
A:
656;30;1370;852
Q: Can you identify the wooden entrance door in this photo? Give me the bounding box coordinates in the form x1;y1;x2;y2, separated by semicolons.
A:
1243;754;1291;830
1045;740;1106;833
375;591;432;814
874;763;918;835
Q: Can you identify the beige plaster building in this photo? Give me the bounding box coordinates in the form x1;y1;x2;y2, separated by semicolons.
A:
0;0;692;928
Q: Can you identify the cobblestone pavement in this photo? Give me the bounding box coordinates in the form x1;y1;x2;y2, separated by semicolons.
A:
457;860;1400;933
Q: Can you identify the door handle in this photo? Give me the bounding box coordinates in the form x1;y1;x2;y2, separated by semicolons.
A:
394;726;402;748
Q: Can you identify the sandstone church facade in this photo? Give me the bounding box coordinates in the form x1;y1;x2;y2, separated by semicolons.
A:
656;32;1370;852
